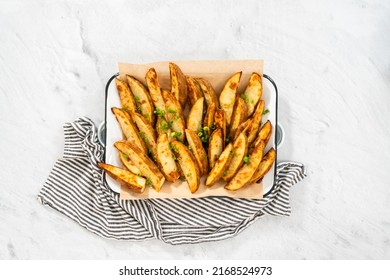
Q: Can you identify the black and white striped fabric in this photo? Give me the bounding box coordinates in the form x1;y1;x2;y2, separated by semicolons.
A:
38;118;306;245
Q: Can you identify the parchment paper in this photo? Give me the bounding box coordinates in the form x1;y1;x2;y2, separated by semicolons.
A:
117;60;265;200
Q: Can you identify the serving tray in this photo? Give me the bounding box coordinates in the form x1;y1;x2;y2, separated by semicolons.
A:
103;60;278;199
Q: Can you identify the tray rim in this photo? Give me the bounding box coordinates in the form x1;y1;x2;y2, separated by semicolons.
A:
103;72;278;198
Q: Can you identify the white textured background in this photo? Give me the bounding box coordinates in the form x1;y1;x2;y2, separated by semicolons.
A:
0;0;389;259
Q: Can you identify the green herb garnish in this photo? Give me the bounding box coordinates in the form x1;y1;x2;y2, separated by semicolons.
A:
262;109;270;115
170;144;179;153
121;153;129;159
167;108;177;114
154;108;166;117
146;178;152;185
243;156;250;164
240;94;249;104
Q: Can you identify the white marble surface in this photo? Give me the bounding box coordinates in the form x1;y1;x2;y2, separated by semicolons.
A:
1;0;389;259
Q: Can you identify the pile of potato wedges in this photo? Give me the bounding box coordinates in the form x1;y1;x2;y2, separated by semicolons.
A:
98;63;276;195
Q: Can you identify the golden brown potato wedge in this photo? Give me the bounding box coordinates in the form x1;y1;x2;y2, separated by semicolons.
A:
208;128;223;168
187;97;204;133
119;152;141;175
225;140;266;191
229;97;248;138
214;109;226;145
186;76;204;107
170;141;200;193
126;75;155;125
156;133;180;182
169;62;188;109
219;72;242;125
162;89;186;142
111;107;147;154
114;141;165;191
185;129;208;176
203;102;216;130
131;112;157;159
196;77;218;107
222;132;248;181
249;148;276;184
247;100;265;143
205;143;233;186
115;78;137;114
145;68;166;113
98;162;145;193
233;119;252;141
253;120;272;148
242;72;262;117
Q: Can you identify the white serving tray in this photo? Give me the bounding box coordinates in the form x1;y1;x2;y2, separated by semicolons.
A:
103;63;277;199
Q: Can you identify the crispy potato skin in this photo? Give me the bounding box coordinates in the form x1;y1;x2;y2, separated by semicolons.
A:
126;75;155;125
98;162;145;193
156;133;180;182
222;132;248;181
196;77;218;107
249;148;276;184
170;141;200;193
243;72;262;117
185;129;209;176
115;78;137;114
119;152;141;174
131;112;157;160
111;107;147;154
186;76;204;107
224;140;266;191
162;89;186;142
203;102;216;129
114;141;165;191
233;119;252;141
169;62;188;109
208;128;223;168
229;97;248;138
219;72;242;125
145;68;166;112
214;109;226;146
247;100;265;143
205;143;233;186
187;97;204;133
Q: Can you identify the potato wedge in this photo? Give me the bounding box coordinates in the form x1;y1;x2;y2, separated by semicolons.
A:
208;128;223;168
187;97;204;132
119;152;141;175
225;140;266;191
242;72;262;117
214;109;226;145
185;129;208;176
114;141;165;191
205;143;233;186
98;162;145;193
233;118;252;141
203;102;216;130
253;120;272;148
249;148;276;184
145;68;166;112
162;89;186;142
186;76;203;107
169;62;188;109
111;107;147;154
247;100;265;143
170;141;200;193
155;115;171;136
219;72;242;125
131;112;157;159
229;97;248;138
115;78;137;114
196;77;218;107
126;75;155;125
222;132;248;181
156;133;180;182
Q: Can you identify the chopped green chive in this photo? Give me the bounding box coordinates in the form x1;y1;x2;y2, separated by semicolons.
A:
121;153;129;159
262;109;270;115
146;178;152;185
154;108;166;117
243;156;250;164
240;94;249;104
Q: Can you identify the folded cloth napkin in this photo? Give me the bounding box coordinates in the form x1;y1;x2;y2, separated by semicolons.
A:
38;117;306;245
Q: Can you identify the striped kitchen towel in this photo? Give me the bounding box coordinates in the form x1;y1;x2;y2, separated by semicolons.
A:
38;117;306;245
